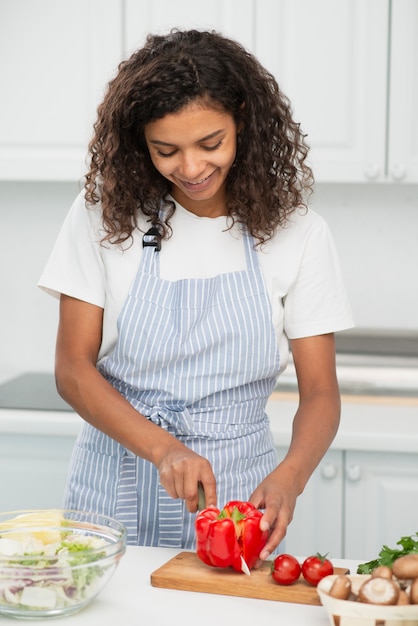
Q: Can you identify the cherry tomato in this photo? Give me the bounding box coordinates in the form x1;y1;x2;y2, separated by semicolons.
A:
271;554;301;585
301;553;334;586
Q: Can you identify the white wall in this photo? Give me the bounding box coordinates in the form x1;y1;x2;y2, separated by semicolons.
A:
0;182;79;380
311;183;418;330
0;180;417;379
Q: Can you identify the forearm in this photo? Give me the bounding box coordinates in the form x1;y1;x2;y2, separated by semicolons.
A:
55;357;180;467
279;388;341;495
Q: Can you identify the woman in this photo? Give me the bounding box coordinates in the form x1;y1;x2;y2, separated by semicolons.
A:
39;29;353;561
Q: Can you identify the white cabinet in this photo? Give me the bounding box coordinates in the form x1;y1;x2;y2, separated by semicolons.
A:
0;432;77;510
255;0;418;183
344;450;418;561
387;0;418;182
254;0;388;182
0;0;123;181
279;446;418;560
2;0;418;182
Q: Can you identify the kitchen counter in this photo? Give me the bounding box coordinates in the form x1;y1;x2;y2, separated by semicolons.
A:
0;368;417;453
268;390;418;453
1;390;417;453
0;547;361;625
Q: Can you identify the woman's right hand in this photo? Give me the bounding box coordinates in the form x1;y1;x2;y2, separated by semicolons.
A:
155;440;217;513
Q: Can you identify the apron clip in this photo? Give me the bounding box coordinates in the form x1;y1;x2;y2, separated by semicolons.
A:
142;227;161;251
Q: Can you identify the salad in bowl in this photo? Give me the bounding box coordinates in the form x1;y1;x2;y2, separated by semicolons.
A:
0;509;126;619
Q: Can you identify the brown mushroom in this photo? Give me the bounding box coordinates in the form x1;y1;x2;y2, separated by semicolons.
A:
397;589;410;605
392;554;418;580
358;577;400;605
329;575;352;600
410;577;418;604
371;566;393;580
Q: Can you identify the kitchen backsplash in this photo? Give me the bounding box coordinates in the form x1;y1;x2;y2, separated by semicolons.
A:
0;180;417;377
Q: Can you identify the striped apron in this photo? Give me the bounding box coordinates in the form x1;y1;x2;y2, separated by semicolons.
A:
64;227;280;547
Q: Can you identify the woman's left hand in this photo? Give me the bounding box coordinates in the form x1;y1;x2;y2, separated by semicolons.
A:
249;464;300;561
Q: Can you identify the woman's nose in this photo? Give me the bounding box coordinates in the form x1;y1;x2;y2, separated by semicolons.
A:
178;153;205;180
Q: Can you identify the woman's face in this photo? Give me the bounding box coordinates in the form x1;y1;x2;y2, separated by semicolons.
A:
144;100;238;217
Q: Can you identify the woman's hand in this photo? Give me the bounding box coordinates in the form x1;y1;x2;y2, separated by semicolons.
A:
249;464;300;560
156;441;217;512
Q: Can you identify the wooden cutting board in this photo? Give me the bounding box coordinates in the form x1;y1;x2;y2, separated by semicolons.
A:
151;551;349;605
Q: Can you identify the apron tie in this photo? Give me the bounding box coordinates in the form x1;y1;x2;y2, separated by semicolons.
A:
116;405;192;546
150;405;193;547
115;451;138;543
149;404;195;435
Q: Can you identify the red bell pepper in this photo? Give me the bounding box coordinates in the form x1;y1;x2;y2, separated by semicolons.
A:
195;501;268;574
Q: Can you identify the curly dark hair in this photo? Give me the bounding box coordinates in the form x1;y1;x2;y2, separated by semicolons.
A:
85;28;314;246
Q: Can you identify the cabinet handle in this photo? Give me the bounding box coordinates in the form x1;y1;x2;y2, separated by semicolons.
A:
364;163;381;180
321;463;337;480
346;464;362;482
391;163;407;181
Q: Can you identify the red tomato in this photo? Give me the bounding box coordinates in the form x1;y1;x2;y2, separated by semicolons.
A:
301;553;334;586
271;554;301;585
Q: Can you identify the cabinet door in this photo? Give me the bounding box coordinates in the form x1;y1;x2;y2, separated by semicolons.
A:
276;447;343;558
344;451;418;561
0;434;76;510
388;0;418;182
254;0;389;182
0;0;123;181
124;0;255;56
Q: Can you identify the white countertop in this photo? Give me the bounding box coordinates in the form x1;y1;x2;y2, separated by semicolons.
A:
268;391;418;453
0;547;361;626
1;390;417;452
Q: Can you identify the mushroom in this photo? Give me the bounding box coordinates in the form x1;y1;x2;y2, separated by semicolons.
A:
397;589;410;605
392;554;418;580
358;577;400;605
371;565;393;580
328;575;352;600
410;577;418;604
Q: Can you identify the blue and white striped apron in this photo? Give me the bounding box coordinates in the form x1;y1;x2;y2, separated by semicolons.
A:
64;227;280;547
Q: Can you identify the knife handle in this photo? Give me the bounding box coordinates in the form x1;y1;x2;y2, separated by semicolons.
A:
197;482;206;511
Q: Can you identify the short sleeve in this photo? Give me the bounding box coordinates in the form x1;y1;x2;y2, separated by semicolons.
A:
283;215;354;339
38;193;106;308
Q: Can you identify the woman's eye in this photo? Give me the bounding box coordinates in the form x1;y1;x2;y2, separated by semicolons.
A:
203;140;223;151
157;149;177;158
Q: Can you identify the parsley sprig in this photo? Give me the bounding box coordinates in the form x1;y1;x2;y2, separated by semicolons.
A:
357;533;418;574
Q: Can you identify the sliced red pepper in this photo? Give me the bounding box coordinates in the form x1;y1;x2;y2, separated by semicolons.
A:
207;517;242;571
195;500;268;574
195;507;219;566
237;506;268;570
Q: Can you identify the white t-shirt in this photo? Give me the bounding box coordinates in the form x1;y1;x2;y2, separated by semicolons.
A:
38;193;354;374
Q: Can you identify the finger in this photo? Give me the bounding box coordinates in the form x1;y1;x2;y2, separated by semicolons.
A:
200;474;217;509
182;475;200;513
259;508;275;533
197;482;206;511
182;468;211;513
259;515;288;560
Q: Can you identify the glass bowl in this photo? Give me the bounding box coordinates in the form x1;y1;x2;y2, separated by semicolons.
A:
0;509;127;619
317;574;418;626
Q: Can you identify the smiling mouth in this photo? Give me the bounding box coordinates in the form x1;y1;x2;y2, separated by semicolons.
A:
183;173;213;185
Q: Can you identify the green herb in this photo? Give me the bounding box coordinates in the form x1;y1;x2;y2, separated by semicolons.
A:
357;533;418;574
